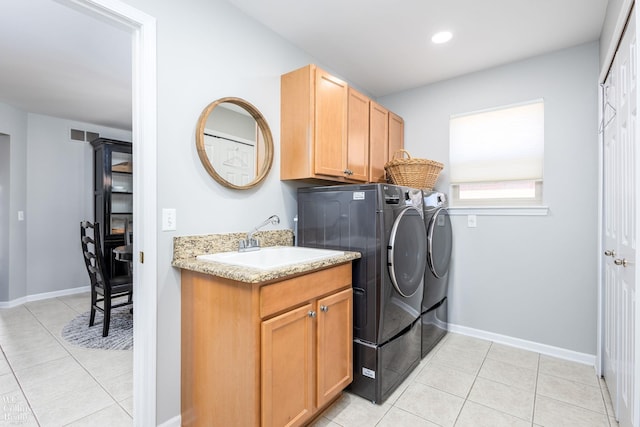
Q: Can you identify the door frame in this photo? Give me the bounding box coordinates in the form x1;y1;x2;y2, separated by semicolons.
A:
60;0;158;425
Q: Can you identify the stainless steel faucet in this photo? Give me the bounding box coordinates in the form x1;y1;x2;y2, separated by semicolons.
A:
239;215;280;252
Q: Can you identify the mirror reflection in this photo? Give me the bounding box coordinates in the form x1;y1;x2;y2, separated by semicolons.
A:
196;97;274;190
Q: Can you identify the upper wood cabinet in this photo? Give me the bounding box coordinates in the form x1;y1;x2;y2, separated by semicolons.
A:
281;64;404;184
369;101;389;183
281;64;354;182
369;104;405;183
313;68;349;178
389;111;405;166
346;87;370;182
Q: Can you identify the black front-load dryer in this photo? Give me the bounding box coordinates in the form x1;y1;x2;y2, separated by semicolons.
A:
297;183;427;403
421;191;452;357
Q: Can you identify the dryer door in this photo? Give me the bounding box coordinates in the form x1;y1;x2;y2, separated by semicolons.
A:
427;208;452;278
388;206;428;297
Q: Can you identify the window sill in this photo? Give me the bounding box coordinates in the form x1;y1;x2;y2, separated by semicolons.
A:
448;206;549;216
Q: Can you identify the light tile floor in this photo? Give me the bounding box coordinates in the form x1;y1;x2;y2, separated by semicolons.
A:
0;292;132;426
0;294;619;427
314;333;620;427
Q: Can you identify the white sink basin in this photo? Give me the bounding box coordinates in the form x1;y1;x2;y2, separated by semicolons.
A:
196;246;345;270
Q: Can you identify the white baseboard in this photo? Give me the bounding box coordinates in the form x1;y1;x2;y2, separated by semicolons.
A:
0;285;90;309
157;415;181;427
448;323;597;367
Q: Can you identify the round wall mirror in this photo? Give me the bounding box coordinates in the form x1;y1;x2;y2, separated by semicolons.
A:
195;97;274;190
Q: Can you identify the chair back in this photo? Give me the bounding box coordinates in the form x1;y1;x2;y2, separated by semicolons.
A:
80;221;107;291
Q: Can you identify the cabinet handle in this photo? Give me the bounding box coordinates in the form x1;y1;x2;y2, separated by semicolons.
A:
320;305;328;312
604;249;616;257
343;169;353;176
308;311;316;318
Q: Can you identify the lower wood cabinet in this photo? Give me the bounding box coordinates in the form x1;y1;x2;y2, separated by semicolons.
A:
262;288;352;426
181;263;353;427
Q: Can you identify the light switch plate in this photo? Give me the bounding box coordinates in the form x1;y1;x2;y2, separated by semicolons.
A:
162;208;176;231
17;211;24;221
467;214;477;228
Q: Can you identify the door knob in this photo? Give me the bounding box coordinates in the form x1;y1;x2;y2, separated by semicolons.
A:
604;250;616;257
614;258;628;267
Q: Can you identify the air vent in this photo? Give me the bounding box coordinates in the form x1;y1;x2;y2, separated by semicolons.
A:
69;128;99;143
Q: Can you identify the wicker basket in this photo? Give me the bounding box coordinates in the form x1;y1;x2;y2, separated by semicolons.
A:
384;149;443;189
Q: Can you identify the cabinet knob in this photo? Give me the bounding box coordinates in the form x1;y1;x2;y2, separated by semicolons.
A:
604;249;616;257
343;169;353;176
308;311;317;318
320;305;329;312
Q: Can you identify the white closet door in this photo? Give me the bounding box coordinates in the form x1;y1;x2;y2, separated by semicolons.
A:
603;60;620;419
603;7;638;427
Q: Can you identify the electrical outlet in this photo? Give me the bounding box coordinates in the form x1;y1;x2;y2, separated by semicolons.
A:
467;214;477;228
162;208;177;231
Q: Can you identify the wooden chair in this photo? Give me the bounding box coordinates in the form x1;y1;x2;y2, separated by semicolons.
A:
80;221;133;337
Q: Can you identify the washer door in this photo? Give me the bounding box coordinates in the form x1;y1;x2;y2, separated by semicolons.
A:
388;206;427;297
427;207;452;278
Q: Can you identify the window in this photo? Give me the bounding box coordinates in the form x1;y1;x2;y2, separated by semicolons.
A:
449;100;544;207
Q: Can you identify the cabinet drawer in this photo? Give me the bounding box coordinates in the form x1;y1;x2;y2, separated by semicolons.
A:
260;263;352;319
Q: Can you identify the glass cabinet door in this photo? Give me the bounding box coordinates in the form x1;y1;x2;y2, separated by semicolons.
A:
110;151;132;236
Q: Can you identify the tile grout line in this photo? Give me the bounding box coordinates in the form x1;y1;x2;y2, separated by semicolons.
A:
531;351;540;426
598;375;617;426
56;294;135;420
536;372;612;418
24;299;133;424
0;342;41;427
452;340;492;426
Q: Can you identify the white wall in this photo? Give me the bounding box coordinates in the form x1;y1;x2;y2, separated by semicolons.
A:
0;102;27;303
379;42;600;355
24;114;130;296
1;107;131;303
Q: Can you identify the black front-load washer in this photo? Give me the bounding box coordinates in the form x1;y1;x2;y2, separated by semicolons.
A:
297;183;427;403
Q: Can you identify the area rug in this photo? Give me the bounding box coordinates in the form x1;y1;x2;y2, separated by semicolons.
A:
61;306;133;350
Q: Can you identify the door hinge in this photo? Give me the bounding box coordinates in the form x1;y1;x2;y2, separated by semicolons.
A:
139;251;144;264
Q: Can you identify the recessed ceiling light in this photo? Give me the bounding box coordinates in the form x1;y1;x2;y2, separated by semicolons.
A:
431;31;453;44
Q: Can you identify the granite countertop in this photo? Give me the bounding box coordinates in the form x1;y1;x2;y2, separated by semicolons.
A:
172;230;360;284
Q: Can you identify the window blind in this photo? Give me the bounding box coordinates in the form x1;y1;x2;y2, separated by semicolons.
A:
449;100;544;183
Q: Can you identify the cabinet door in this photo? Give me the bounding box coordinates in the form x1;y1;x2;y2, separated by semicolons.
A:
314;68;348;178
388;112;404;164
316;288;353;408
262;303;314;427
347;88;370;182
369;102;389;183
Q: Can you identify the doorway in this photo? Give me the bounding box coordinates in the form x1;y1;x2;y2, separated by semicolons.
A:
58;0;158;424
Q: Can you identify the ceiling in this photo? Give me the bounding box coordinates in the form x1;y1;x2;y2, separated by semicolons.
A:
0;0;608;130
0;0;131;130
227;0;609;96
